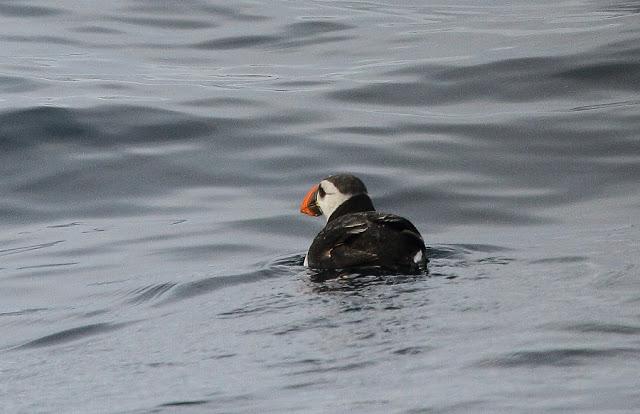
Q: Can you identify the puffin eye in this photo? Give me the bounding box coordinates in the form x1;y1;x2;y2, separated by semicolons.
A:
318;185;326;198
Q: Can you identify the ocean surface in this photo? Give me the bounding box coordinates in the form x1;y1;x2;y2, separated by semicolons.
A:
2;1;640;412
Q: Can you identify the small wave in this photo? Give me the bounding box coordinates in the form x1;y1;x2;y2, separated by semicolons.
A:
14;322;131;350
0;308;48;317
0;3;65;18
530;256;588;264
549;322;640;335
155;254;302;306
126;283;177;305
0;240;65;257
476;347;640;368
17;262;77;270
192;35;281;50
159;399;210;407
109;16;216;30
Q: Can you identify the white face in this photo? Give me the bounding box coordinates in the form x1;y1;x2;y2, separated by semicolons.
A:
316;180;353;221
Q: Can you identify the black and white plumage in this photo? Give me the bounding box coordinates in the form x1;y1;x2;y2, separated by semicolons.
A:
299;174;427;272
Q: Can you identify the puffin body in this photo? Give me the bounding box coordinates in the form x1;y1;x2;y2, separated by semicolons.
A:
300;174;427;272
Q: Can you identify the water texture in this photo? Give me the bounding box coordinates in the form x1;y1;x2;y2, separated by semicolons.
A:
1;1;640;413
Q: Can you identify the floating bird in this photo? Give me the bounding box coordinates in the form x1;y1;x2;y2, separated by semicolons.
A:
300;174;427;273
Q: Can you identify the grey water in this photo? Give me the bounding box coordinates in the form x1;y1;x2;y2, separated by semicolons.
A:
2;0;640;412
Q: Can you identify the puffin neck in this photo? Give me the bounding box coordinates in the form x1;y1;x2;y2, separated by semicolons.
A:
327;193;375;222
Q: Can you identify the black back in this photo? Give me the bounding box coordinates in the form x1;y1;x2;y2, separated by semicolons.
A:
307;210;427;273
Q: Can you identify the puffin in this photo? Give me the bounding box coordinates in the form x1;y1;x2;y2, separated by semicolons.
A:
299;174;427;273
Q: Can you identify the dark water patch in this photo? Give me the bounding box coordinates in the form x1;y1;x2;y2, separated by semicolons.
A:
285;20;355;36
81;227;106;234
269;358;330;368
477;348;640;368
0;104;320;156
530;256;587;264
369;118;640;208
257;111;330;125
47;222;83;228
127;119;212;142
81;310;109;318
392;346;432;355
72;25;124;34
0;241;64;257
551;322;640;335
404;400;489;414
242;321;328;336
98;82;132;91
199;4;269;22
475;256;513;265
192;35;281;50
282;380;329;390
17;262;78;270
0;106;204;150
110;16;216;30
127;283;177;305
558;62;640;90
1;35;79;46
329;41;640;106
0;106;94;150
180;97;262;107
426;245;459;260
0;3;65;17
154;394;254;412
399;114;640;160
0;308;48;317
159;399;210;407
291;360;375;375
329;126;396;136
191;20;353;51
146;362;183;368
0;75;44;93
451;244;511;253
569;99;640;112
15;322;130;350
274;80;329;88
210;353;236;360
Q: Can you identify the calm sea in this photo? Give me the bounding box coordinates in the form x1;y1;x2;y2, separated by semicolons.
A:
2;1;640;412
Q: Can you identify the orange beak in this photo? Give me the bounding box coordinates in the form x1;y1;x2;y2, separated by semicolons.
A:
300;184;322;216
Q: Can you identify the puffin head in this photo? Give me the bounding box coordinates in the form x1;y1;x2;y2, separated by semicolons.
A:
299;174;369;221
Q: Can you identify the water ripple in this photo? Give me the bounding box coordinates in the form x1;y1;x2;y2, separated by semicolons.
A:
477;348;640;368
0;3;65;17
14;322;131;350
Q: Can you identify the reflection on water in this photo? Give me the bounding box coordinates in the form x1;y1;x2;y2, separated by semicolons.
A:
2;0;640;413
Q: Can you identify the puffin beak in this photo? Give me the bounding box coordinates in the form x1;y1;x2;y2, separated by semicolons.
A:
300;184;322;216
